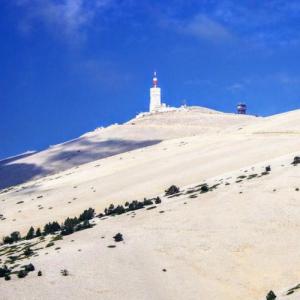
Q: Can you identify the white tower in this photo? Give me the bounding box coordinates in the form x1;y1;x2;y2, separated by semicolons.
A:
149;72;161;112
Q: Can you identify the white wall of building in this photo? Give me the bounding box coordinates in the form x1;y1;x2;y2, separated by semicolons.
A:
149;87;161;112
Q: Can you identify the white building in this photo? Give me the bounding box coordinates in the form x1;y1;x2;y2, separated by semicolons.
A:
149;72;166;112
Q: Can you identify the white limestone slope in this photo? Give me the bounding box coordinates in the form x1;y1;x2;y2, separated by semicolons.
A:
0;107;300;300
0;107;256;189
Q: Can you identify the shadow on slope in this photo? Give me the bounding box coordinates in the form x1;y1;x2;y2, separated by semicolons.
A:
0;139;162;190
0;162;46;190
45;138;162;167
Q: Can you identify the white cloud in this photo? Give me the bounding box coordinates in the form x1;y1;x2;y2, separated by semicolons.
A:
162;14;232;43
15;0;112;41
181;15;232;41
226;83;244;92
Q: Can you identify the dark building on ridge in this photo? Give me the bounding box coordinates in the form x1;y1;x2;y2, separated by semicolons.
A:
237;103;247;114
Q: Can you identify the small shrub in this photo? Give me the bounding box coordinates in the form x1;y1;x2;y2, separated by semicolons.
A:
114;205;125;215
265;165;271;172
43;222;61;235
61;269;69;276
165;185;180;196
200;185;209;193
4;274;11;281
37;270;42;276
17;270;28;278
79;208;95;222
23;247;33;256
292;156;300;166
113;233;123;242
266;290;276;300
3;231;21;244
62;218;77;235
25;227;35;240
143;198;153;206
46;242;54;248
155;197;162;204
0;265;9;278
128;200;144;211
35;228;41;237
76;220;92;231
24;263;35;272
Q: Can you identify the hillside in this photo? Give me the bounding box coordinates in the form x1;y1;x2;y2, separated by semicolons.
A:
0;107;300;300
0;107;256;189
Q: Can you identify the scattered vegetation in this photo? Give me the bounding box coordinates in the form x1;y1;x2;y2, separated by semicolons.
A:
17;269;27;278
61;269;69;276
3;231;21;244
266;290;276;300
101;197;162;217
23;247;33;257
46;242;55;248
286;283;300;295
23;263;35;272
25;227;35;240
165;185;180;196
292;156;300;166
4;274;11;280
113;233;123;242
43;222;61;235
0;265;9;278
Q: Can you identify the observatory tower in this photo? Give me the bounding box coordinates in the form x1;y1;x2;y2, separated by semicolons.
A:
149;72;162;112
237;103;247;114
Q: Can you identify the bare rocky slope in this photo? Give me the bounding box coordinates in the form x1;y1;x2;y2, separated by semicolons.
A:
0;106;300;300
0;107;256;189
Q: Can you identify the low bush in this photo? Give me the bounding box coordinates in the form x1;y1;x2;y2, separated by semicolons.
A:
0;265;10;278
266;290;276;300
265;165;271;172
23;263;35;272
165;185;180;196
43;222;61;235
292;156;300;166
17;270;28;278
3;231;21;244
25;227;35;240
155;197;162;204
61;269;69;276
200;185;209;193
113;233;123;242
4;274;11;281
35;228;41;237
23;247;33;256
79;208;95;222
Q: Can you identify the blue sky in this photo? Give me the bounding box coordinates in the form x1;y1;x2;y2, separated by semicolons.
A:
1;0;300;159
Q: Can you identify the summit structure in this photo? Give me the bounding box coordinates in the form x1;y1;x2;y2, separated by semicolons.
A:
149;72;162;112
149;72;169;112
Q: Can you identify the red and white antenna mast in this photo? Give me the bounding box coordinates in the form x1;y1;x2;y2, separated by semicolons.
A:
153;71;158;88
